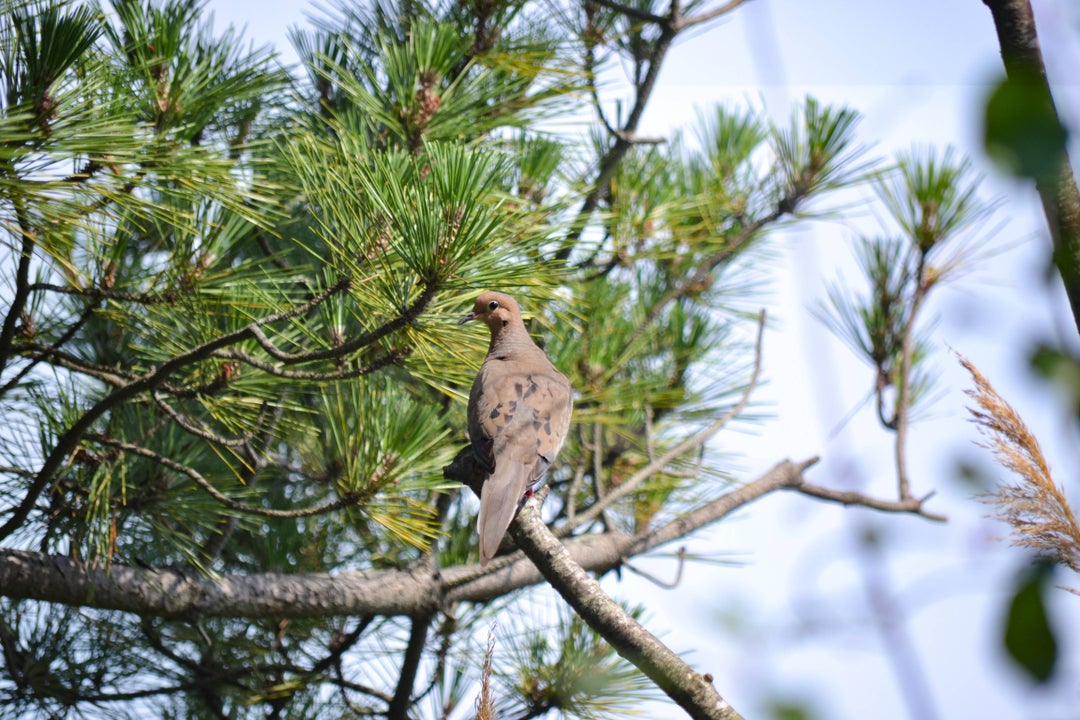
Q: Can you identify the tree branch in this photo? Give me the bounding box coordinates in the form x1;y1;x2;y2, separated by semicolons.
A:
588;0;667;25
508;497;743;720
0;200;37;379
387;612;435;720
0;457;813;619
789;481;946;522
0;277;351;540
0;454;946;626
675;0;751;31
893;278;927;500
557;21;678;260
211;347;407;381
983;0;1080;334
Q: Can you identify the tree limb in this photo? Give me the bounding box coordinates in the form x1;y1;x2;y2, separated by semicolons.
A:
0;457;813;619
983;0;1080;334
675;0;751;31
508;497;742;720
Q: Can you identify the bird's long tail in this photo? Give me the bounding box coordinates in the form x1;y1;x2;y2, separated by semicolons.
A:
478;460;529;566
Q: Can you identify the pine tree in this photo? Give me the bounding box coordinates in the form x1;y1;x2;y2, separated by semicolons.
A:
0;1;988;717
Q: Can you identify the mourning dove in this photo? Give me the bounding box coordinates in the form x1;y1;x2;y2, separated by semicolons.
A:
459;291;573;565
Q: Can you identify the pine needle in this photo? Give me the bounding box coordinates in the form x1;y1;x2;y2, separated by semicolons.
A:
960;353;1080;573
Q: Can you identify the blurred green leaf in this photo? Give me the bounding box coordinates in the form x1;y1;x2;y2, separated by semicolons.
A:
1029;343;1080;417
1003;562;1058;684
767;697;820;720
983;74;1068;185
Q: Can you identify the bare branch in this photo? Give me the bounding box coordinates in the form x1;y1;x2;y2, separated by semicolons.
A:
10;342;133;388
508;496;743;720
0;456;816;619
247;280;437;365
0;303;97;397
622;209;782;355
623;547;685;588
151;393;255;448
675;0;751;31
387;613;435;720
788;481;947;522
557;22;678;260
211;347;407;381
587;0;667;25
894;274;929;500
27;282;180;305
0;203;38;378
983;0;1080;333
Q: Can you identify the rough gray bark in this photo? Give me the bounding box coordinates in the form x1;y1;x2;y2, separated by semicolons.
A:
0;457;815;620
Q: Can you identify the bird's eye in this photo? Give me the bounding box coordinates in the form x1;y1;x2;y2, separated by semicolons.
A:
487;300;499;311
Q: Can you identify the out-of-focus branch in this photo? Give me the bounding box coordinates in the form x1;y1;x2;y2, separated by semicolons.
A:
387;612;435;720
676;0;751;30
894;271;929;500
983;0;1080;334
788;481;946;522
622;209;782;355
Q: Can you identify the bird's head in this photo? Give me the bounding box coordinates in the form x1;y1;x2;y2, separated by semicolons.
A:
458;291;521;334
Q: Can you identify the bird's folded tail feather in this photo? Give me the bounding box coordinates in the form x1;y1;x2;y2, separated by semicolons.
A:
478;460;529;566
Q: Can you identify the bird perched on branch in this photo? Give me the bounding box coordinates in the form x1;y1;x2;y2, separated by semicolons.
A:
459;291;573;565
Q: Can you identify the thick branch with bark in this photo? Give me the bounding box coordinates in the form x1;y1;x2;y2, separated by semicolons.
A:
0;457;815;619
509;498;743;720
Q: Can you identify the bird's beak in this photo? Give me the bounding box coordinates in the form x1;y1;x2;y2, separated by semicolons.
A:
458;311;478;325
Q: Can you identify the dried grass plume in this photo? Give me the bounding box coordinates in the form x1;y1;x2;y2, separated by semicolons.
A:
960;353;1080;573
475;624;497;720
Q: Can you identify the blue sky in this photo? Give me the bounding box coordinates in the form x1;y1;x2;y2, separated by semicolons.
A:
203;1;1080;718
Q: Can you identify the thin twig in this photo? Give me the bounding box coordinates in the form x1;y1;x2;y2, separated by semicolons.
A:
789;481;946;522
247;280;437;365
562;309;766;535
10;343;133;386
621;209;782;356
0;199;38;379
151;393;254;448
0;303;98;397
88;434;365;519
0;277;351;540
587;0;667;24
212;348;407;381
675;0;751;30
894;274;929;500
623;546;686;588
